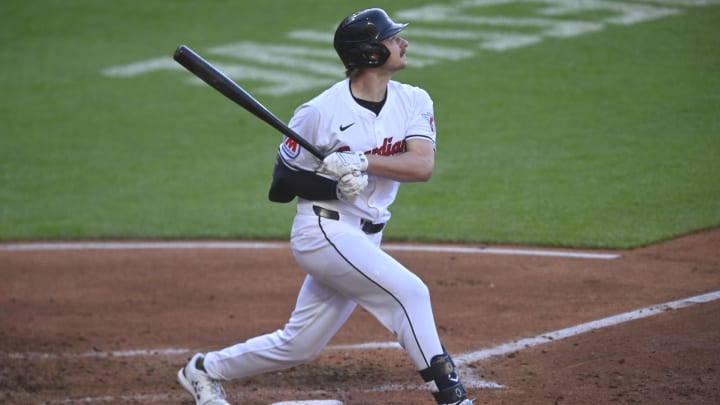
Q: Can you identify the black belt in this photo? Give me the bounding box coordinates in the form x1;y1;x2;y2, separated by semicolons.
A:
312;205;385;234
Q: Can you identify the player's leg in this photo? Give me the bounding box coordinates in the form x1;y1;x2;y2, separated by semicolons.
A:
294;219;471;404
295;220;442;367
201;274;356;380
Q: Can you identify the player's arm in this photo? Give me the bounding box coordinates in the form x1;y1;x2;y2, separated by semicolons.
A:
268;155;338;202
366;138;435;182
269;155;367;202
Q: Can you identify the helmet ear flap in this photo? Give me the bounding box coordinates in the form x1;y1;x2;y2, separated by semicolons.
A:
339;43;390;69
360;43;390;67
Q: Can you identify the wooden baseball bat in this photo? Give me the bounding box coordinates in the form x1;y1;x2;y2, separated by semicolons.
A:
172;44;326;160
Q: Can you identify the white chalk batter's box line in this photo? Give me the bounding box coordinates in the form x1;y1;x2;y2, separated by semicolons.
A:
5;290;718;404
0;240;621;259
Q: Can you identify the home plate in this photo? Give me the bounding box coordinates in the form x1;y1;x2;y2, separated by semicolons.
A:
271;401;343;405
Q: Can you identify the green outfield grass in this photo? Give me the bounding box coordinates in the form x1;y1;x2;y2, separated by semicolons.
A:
1;1;719;248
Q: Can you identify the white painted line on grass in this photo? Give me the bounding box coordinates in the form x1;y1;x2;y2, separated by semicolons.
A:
0;240;620;259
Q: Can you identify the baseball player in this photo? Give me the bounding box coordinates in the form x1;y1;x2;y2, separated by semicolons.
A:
178;8;473;405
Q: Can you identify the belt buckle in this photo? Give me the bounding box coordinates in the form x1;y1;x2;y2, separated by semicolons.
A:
361;219;385;234
313;205;339;220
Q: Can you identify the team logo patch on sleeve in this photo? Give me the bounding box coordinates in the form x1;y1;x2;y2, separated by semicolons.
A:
280;136;302;159
422;112;435;133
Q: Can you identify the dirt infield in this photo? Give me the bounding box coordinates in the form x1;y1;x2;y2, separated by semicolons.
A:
1;229;719;404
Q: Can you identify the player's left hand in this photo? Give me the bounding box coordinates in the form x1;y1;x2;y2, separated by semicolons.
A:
319;151;368;178
336;172;368;202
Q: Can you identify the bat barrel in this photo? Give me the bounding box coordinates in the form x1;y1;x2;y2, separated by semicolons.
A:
172;45;326;160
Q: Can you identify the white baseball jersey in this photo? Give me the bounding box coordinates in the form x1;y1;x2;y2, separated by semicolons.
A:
278;78;436;224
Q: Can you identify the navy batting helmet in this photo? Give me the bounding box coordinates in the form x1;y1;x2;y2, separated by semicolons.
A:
334;8;408;69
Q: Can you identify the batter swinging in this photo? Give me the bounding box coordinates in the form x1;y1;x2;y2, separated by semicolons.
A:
178;8;473;405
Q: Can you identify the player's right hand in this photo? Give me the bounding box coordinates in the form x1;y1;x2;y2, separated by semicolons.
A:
336;172;368;202
319;151;368;178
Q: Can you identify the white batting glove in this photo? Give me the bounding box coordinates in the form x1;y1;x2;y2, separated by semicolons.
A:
319;151;368;178
337;172;368;202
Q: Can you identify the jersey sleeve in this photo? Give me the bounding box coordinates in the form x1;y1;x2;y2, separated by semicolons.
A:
278;103;323;171
405;88;437;149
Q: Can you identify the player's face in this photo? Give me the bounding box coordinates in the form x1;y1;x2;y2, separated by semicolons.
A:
381;35;409;71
